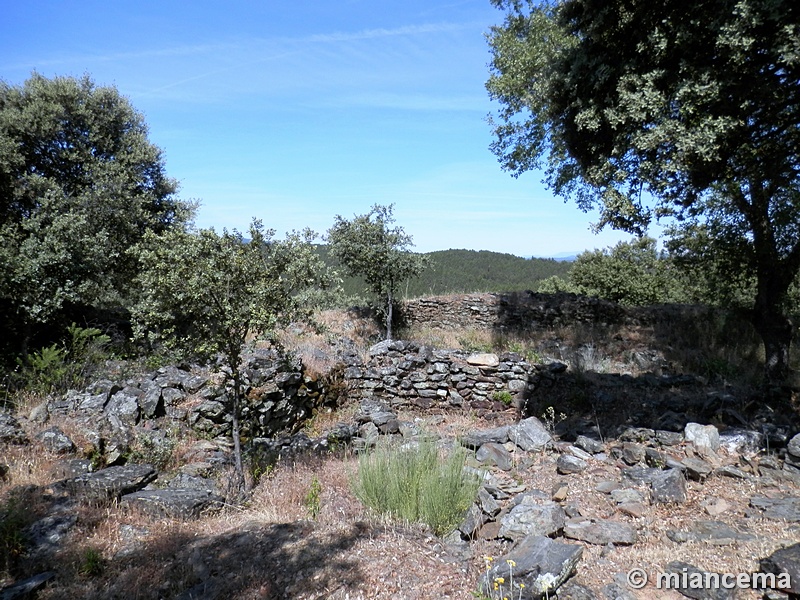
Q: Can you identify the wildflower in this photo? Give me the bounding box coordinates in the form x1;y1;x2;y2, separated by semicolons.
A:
506;560;516;567
494;577;505;584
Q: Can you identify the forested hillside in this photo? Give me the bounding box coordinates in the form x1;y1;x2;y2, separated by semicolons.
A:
316;246;572;299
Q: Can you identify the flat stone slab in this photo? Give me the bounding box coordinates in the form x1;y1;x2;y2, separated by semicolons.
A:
666;520;756;545
63;464;157;499
480;535;582;598
564;519;638;545
121;488;223;519
750;496;800;521
459;425;510;449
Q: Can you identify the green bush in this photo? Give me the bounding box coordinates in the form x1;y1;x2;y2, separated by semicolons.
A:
492;390;513;406
17;323;111;395
352;439;481;536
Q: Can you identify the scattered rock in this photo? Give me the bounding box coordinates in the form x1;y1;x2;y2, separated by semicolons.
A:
63;464;157;499
35;426;75;454
0;410;28;444
499;496;566;540
0;572;56;600
750;496;800;522
564;519;638;545
684;423;720;454
476;442;513;471
480;535;582;598
510;417;552;452
557;454;589;474
666;521;756;545
760;543;800;595
121;489;224;519
459;426;510;449
574;435;605;454
650;469;687;504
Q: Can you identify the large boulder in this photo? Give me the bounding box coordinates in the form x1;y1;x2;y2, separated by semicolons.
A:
509;417;553;452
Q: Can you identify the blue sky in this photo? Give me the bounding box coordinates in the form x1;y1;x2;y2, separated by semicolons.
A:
1;0;635;257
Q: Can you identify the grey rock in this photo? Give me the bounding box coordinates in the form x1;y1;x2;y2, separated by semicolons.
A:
499;497;566;540
121;488;223;519
655;430;684;446
368;340;393;357
644;447;671;468
457;503;486;538
666;521;756;545
139;386;163;418
510;417;553;452
106;386;142;425
621;442;646;465
557;454;588;474
466;353;500;367
480;535;582;597
684;423;720;453
714;465;750;479
610;488;646;505
26;512;78;556
0;410;27;444
750;496;800;521
663;561;737;600
720;429;764;456
476;442;513;471
622;466;664;485
28;401;49;424
760;543;800;595
63;464;157;499
35;426;75;454
161;386;186;406
478;487;500;517
575;435;605;454
555;580;600;599
601;582;639;600
788;433;800;459
650;469;687;504
618;427;655;443
564;519;638;545
0;571;56;600
681;457;713;481
459;425;510;449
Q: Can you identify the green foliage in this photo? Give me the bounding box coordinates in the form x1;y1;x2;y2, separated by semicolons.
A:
0;73;193;361
77;547;105;577
132;219;331;490
352;439;481;536
327;204;429;338
16;323;111;395
305;476;322;520
487;0;800;382
492;390;513;406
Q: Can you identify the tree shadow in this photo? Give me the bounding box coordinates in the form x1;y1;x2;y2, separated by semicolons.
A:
28;513;369;600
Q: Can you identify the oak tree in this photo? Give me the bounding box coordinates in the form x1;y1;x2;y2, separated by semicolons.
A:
487;0;800;384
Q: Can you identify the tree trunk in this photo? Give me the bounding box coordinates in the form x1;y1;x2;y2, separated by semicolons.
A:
752;274;794;388
230;369;247;494
386;289;393;340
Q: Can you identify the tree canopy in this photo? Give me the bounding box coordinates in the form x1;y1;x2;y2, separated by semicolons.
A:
487;0;800;384
327;204;429;339
0;73;192;358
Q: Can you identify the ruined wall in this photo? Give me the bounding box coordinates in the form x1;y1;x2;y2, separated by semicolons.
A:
342;339;538;414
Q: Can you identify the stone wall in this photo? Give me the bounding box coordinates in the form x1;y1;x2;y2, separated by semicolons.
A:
341;339;538;414
399;291;719;331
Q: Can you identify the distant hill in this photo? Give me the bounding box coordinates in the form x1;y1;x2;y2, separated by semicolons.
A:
316;246;572;299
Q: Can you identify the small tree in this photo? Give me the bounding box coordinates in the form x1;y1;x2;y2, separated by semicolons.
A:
326;204;428;339
132;220;327;492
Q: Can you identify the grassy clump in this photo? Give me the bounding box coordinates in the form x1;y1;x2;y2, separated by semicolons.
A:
352;439;481;536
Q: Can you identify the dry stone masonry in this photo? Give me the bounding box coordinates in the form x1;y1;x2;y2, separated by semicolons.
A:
341;339;541;413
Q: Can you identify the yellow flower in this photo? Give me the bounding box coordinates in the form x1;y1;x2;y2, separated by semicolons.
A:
519;584;525;589
495;577;505;584
506;560;516;567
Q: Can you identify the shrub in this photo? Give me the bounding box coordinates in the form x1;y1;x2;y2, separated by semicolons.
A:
352;439;481;536
492;390;513;406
